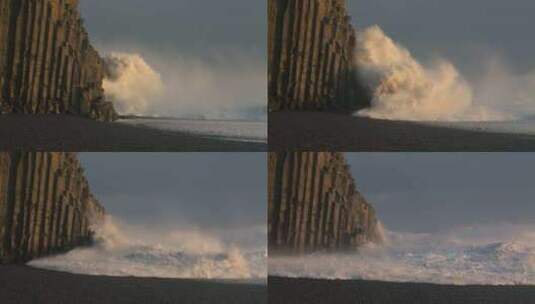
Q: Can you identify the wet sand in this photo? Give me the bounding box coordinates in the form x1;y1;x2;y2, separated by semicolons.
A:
269;112;535;151
0;115;266;151
269;276;535;304
0;265;266;304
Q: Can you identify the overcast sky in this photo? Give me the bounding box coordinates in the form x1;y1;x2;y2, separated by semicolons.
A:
346;153;535;233
349;0;535;76
79;0;535;74
79;153;266;235
79;0;265;58
78;1;266;118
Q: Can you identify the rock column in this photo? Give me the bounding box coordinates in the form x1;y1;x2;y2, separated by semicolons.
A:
0;152;105;263
268;0;369;112
0;0;117;121
268;152;380;254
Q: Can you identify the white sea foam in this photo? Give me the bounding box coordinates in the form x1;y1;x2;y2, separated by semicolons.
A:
102;50;266;121
355;26;512;122
29;216;267;281
103;53;164;115
269;223;535;285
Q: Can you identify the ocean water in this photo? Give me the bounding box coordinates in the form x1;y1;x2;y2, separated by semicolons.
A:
429;118;535;136
269;223;535;285
29;216;267;283
118;118;267;143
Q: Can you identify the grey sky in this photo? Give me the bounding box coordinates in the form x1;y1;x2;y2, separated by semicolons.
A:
348;0;535;76
346;153;535;233
78;153;266;233
78;1;535;74
79;0;266;58
79;1;266;118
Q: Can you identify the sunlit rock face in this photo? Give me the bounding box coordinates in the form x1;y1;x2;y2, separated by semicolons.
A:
0;152;105;263
268;0;370;112
0;0;117;121
268;152;381;255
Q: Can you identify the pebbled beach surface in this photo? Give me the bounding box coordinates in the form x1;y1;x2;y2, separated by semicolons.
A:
269;112;535;151
0;115;266;151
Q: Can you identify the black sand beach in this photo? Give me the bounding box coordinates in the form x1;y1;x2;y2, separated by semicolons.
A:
0;115;266;151
269;276;535;304
269;112;535;151
0;266;266;304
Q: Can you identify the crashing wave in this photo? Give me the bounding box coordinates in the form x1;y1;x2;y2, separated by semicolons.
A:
269;224;535;285
28;216;267;280
355;26;510;122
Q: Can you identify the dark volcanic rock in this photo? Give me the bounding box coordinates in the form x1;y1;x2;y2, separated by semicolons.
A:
268;152;380;254
0;0;117;121
0;152;105;263
268;0;370;112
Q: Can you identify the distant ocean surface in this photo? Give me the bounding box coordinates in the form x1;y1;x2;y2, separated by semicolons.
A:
428;118;535;136
118;118;267;143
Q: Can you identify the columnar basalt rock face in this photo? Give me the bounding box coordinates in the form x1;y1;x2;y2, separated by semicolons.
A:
0;152;105;263
268;152;380;254
268;0;369;112
0;0;117;121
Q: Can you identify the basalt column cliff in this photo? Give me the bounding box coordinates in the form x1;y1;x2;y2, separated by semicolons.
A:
0;152;105;263
268;152;381;254
268;0;369;112
0;0;117;121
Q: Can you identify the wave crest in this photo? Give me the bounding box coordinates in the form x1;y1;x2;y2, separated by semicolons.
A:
103;52;164;115
269;223;535;285
355;26;509;121
29;216;266;280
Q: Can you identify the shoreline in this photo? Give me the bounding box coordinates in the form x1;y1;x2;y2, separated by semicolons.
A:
269;276;535;304
118;114;267;123
118;117;267;144
269;112;535;151
0;265;266;304
0;114;266;151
